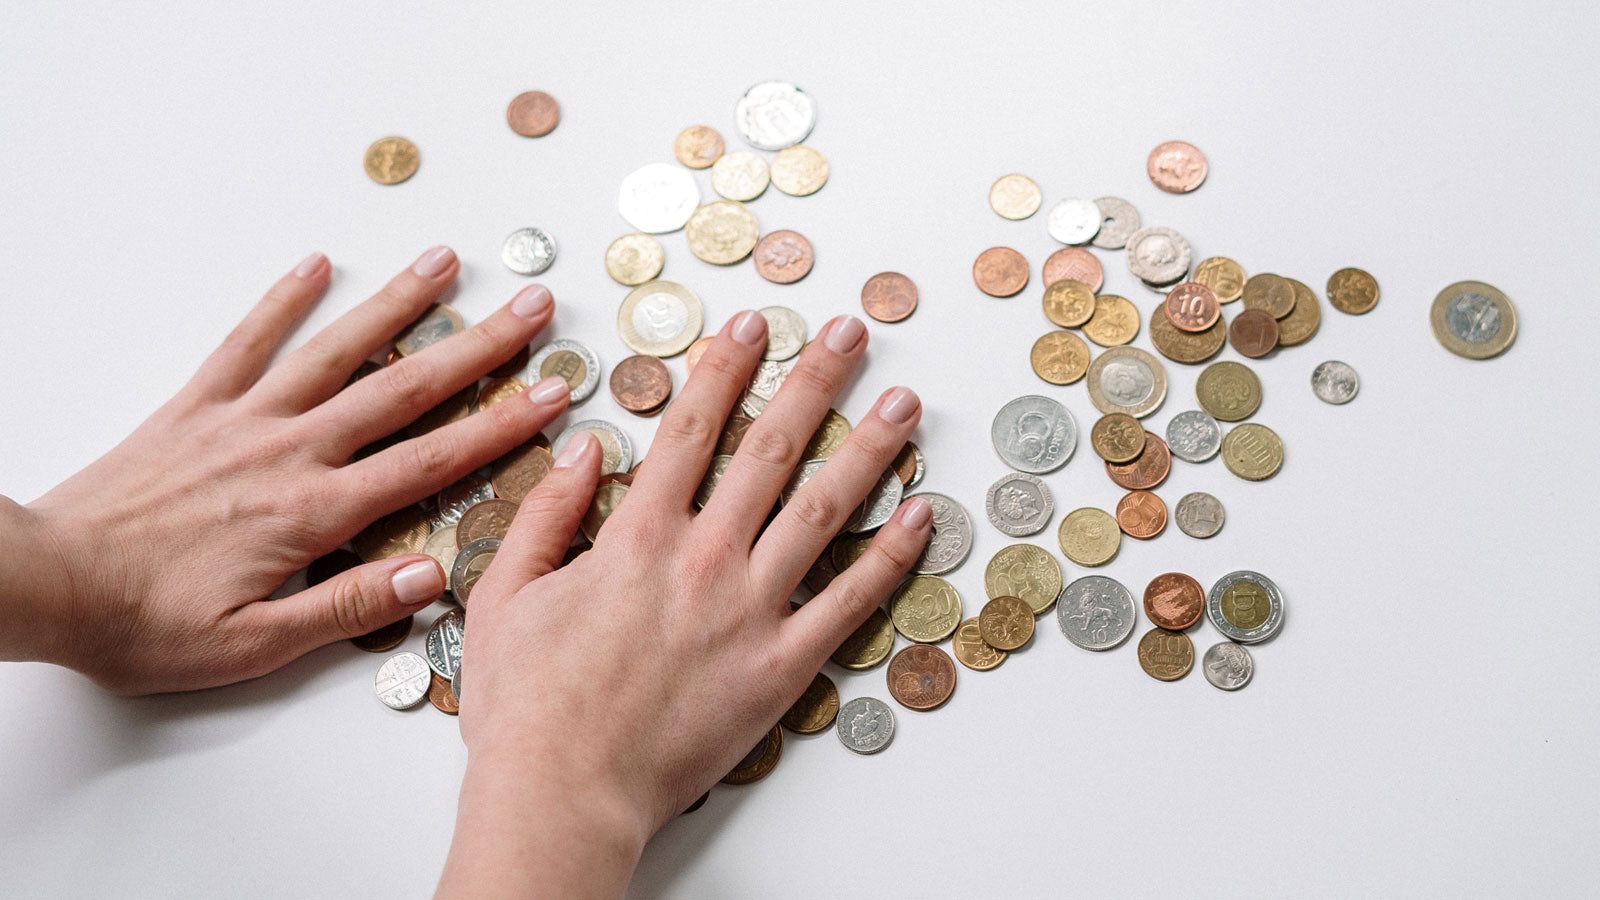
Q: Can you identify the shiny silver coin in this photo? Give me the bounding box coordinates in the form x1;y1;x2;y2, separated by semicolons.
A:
906;491;973;575
990;395;1076;474
906;444;926;490
758;306;807;361
501;226;557;275
451;537;501;607
1206;570;1285;644
693;455;732;510
780;459;827;507
737;358;794;418
553;419;633;475
836;696;895;754
847;468;903;533
983;472;1054;537
450;659;463;702
1087;347;1167;418
1311;360;1359;405
617;162;700;233
374;651;432;710
1091;196;1141;250
1203;642;1254;691
424;608;465;679
1165;410;1223;463
1056;575;1136;651
1174;492;1225;538
525;338;600;404
1046;198;1102;245
436;473;494;526
1125;225;1192;285
733;81;817;151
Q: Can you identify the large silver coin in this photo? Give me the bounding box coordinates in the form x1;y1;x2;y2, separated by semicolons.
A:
450;659;463;702
1166;410;1223;463
738;358;794;418
1311;360;1359;405
525;338;600;403
501;226;557;275
424;608;465;679
1125;225;1192;285
694;455;732;509
553;419;633;475
758;306;807;361
847;468;903;533
1174;492;1225;538
618;280;704;358
374;651;432;710
1206;570;1285;644
1046;198;1102;245
1056;575;1136;651
983;472;1054;537
451;537;501;607
1087;347;1167;418
836;696;895;754
617;162;699;234
990;395;1076;474
1203;642;1254;691
906;491;973;575
1091;196;1141;250
734;81;817;151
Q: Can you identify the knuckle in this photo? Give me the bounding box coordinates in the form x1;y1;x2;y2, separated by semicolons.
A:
826;576;876;620
379;361;432;412
847;425;899;465
328;577;376;638
742;426;800;468
691;349;744;384
464;317;510;357
786;488;841;535
403;434;458;485
779;362;837;399
658;406;718;452
871;531;922;575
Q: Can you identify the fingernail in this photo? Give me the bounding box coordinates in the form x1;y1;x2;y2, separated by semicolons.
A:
879;386;920;425
899;496;932;530
294;252;327;279
823;315;866;354
528;375;570;406
554;430;597;468
412;245;456;278
729;310;766;346
391;560;444;605
511;284;553;319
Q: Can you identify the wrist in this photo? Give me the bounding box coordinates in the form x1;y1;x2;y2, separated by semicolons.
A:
0;496;81;665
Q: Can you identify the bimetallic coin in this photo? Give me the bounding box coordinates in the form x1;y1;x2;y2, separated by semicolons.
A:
1166;411;1223;463
364;136;419;185
604;233;665;286
1091;197;1141;249
781;673;839;734
991;395;1077;474
984;543;1063;615
554;420;633;475
1164;282;1221;332
436;473;494;526
973;247;1030;297
1084;295;1140;347
1194;256;1246;304
1196;361;1263;422
1204;642;1254;690
617;280;704;357
1125;226;1192;285
351;615;412;654
1229;309;1280;358
886;644;957;711
673;124;724;169
1206;570;1285;644
505;90;559;136
907;492;973;575
984;472;1054;537
734;81;816;150
449;537;499;607
1147;141;1208;193
1091;412;1147;463
1087;347;1167;418
501;226;557;275
889;575;962;643
456;499;517;548
1311;360;1359;404
424;608;465;679
1241;273;1296;319
1327;267;1379;314
617;162;699;234
710;150;770;201
1277;278;1322;346
374;652;431;709
847;469;903;533
1431;281;1517;359
1030;331;1091;385
1058;507;1121;567
1150;310;1226;364
1144;572;1205;630
753;230;815;284
1174;492;1225;538
836;697;895;754
394;304;465;357
978;596;1034;651
1056;575;1136;651
1047;198;1102;245
1042;278;1096;328
693;455;732;510
758;306;807;361
610;354;672;414
722;724;783;785
685;200;759;266
989;174;1042;219
1042;247;1104;292
352;506;431;563
1105;432;1171;491
527;338;600;403
770;144;829;195
1221;423;1284;481
1115;491;1167;539
953;617;1006;671
862;272;918;322
491;439;554;504
1138;628;1195;680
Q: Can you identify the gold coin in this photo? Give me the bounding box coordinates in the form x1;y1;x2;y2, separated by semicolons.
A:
952;617;1006;671
1327;267;1379;314
989;174;1042;219
1241;273;1296;319
1042;279;1096;328
604;233;665;286
769;145;829;196
1220;422;1284;481
1083;295;1140;346
710;150;769;201
1220;582;1273;630
1430;281;1516;360
803;409;852;460
1195;361;1262;422
984;543;1063;615
352;506;431;562
580;481;628;542
830;607;895;670
1057;508;1121;567
490;440;553;504
1137;628;1194;681
889;575;963;643
363;136;419;185
831;532;874;573
395;304;465;357
1277;278;1321;346
721;724;782;785
476;376;526;410
1091;412;1147;463
978;596;1035;651
781;672;840;734
1193;256;1246;303
1149;308;1226;364
617;280;705;357
1030;331;1091;385
539;351;587;390
673;124;724;169
685;200;759;266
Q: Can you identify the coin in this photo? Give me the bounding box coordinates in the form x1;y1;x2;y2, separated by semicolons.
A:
680;792;709;816
802;544;840;595
710;150;770;201
477;377;526;411
984;543;1063;615
973;247;1030;297
604;233;665;286
861;272;918;322
1194;256;1246;304
737;358;794;418
581;480;629;542
685;200;759;265
505;90;559;137
1137;628;1194;680
352;506;431;563
394;304;465;357
758;306;807;361
1311;360;1359;404
363;136;419;185
1115;491;1167;539
952;617;1006;670
693;455;732;510
1143;573;1204;630
1206;570;1285;643
781;673;840;734
424;608;465;679
501;227;557;276
1125;226;1192;285
1091;412;1147;463
684;337;715;373
1058;507;1121;567
1042;278;1096;328
753;230;815;284
1056;575;1136;651
1030;331;1091;384
351;615;412;653
617;280;704;357
1164;282;1221;332
887;644;957;711
1327;267;1379;314
848;468;904;533
617;162;699;233
374;652;431;709
1084;295;1140;346
1046;198;1102;245
1228;309;1280;358
673;124;724;169
989;174;1041;219
1196;361;1263;422
1276;278;1321;346
416;524;458;590
1091;197;1141;249
1105;432;1170;490
456;499;517;548
1149;311;1226;364
734;81;816;150
1086;346;1167;418
527;337;600;402
836;697;895;754
802;409;852;461
978;595;1034;651
553;420;633;475
406;381;475;439
984;472;1054;537
1174;492;1225;538
892;441;920;486
1041;247;1104;292
906;492;973;576
830;532;875;576
1220;423;1284;481
1165;411;1223;463
831;606;895;670
491;439;554;505
770;144;829;195
436;473;493;527
1147;141;1207;193
889;575;963;643
780;460;826;509
427;671;460;715
722;724;783;785
1203;642;1254;690
1241;273;1296;319
904;442;926;489
991;395;1076;474
608;355;671;414
1430;281;1517;359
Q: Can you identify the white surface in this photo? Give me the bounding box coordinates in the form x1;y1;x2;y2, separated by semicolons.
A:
2;2;1597;898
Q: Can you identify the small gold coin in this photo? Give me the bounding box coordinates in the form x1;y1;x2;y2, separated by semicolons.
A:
363;136;419;185
604;233;665;286
1057;508;1121;567
721;724;782;785
978;595;1035;651
1241;273;1296;319
769;145;829;195
1030;331;1091;385
830;607;895;670
476;376;526;410
1220;581;1273;630
780;672;839;734
830;532;875;573
456;498;518;547
1083;295;1140;346
989;174;1042;219
984;543;1063;615
1042;279;1096;328
685;200;759;265
1195;361;1263;422
1327;267;1379;314
352;506;431;562
1430;281;1517;359
952;617;1006;671
673;124;724;169
802;409;852;460
1277;278;1322;346
710;150;769;201
1193;256;1246;303
889;575;963;643
1149;308;1226;364
1137;628;1195;681
1220;422;1285;481
1091;412;1147;463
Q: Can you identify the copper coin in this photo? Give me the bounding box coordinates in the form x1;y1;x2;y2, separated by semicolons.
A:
887;643;957;710
1241;273;1297;319
351;615;413;653
609;354;672;414
1146;141;1208;194
490;344;531;379
861;272;918;322
892;440;919;485
1164;282;1221;332
1137;628;1194;681
1105;432;1170;490
506;90;560;137
427;672;459;715
456;498;518;548
1143;572;1205;631
1115;490;1167;539
973;247;1029;297
977;595;1035;651
491;439;553;505
1327;267;1380;315
1041;246;1104;292
673;125;724;169
1229;309;1280;358
753;230;815;284
684;336;715;373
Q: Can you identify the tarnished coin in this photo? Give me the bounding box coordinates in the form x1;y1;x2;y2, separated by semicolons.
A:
991;395;1076;474
1115;490;1167;539
1125;226;1192;285
984;543;1063;615
1041;247;1104;292
989;174;1042;219
973;247;1030;297
1204;642;1254;690
673;124;724;169
1042;278;1096;328
1058;507;1121;567
1431;281;1517;359
610;355;672;414
394;304;464;357
352;506;431;563
1164;282;1221;332
984;472;1054;537
450;537;499;607
1166;411;1223;463
836;697;895;754
753;230;815;284
1327;267;1379;315
1221;423;1284;481
734;81;816;150
907;492;973;576
501;226;557;276
684;337;715;374
831;607;895;670
617;162;699;233
1150;309;1226;364
1228;309;1280;358
952;617;1006;671
781;673;840;734
1147;141;1208;193
1196;361;1263;422
1143;573;1205;630
374;651;431;709
1174;492;1225;538
456;498;517;548
759;306;807;361
887;644;958;711
604;233;665;286
527;337;600;402
848;468;904;533
1091;197;1141;250
364;136;419;185
477;377;526;411
424;608;465;679
1056;575;1136;651
770;145;829;195
1241;273;1296;319
1084;295;1140;346
978;595;1034;651
351;615;412;654
1030;331;1091;385
722;724;783;785
803;409;852;461
1047;198;1102;245
1207;570;1285;644
1194;256;1246;304
491;439;554;505
1105;432;1171;491
1137;628;1194;680
1277;278;1321;346
428;672;460;715
1087;346;1167;418
862;272;918;323
829;534;873;576
505;90;559;136
617;280;704;357
436;473;494;527
1091;412;1147;463
421;526;458;584
889;575;963;643
693;455;732;510
581;480;629;542
710;150;770;201
685;200;759;265
553;420;633;475
1311;360;1359;405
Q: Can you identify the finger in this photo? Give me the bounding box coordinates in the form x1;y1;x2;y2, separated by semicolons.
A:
250;245;460;412
750;386;921;594
188;252;330;400
701;314;867;543
470;431;601;604
624;310;767;510
237;554;445;661
312;284;555;458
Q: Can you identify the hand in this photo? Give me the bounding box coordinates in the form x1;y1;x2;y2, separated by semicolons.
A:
438;310;929;898
3;246;573;694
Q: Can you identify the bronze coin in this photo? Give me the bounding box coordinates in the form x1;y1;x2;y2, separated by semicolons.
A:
952;616;1006;671
978;595;1035;651
363;136;419;185
753;230;815;284
1142;572;1205;631
1137;627;1194;681
1041;246;1104;292
1150;309;1226;365
490;439;554;505
351;614;413;654
351;506;431;562
427;671;459;714
1229;309;1280;358
1105;432;1170;490
1164;282;1221;332
780;673;840;734
1091;413;1147;463
455;498;518;549
973;247;1029;297
1327;267;1379;315
505;90;560;137
886;643;957;711
1147;141;1208;194
1276;278;1322;346
1115;490;1167;539
1041;279;1096;328
892;440;920;485
489;344;530;379
609;354;672;414
861;271;918;323
684;336;716;373
1241;273;1296;319
721;724;783;785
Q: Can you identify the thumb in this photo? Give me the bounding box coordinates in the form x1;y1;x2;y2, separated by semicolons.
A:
253;553;445;659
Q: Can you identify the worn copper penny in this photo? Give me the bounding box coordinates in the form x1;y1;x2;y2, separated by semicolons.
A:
351;615;412;653
1041;246;1104;292
1164;282;1221;332
1138;627;1195;680
1143;572;1205;631
780;672;839;734
973;247;1029;297
861;272;918;322
1105;432;1171;490
978;595;1035;651
609;354;672;414
1147;141;1208;193
505;91;560;137
1229;309;1280;358
1091;413;1147;463
753;230;815;284
684;336;716;373
427;672;460;715
1115;490;1168;539
673;124;724;169
491;439;553;505
456;498;518;548
886;643;957;711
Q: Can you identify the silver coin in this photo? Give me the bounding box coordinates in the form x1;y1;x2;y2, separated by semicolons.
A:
553;419;633;475
847;468;903;533
436;473;494;526
1046;198;1102;245
906;491;973;575
451;537;501;607
906;445;926;490
617;162;700;233
450;659;463;703
1445;291;1505;343
1203;642;1254;691
525;338;600;404
835;696;895;754
1174;492;1225;538
1087;347;1167;418
737;358;794;418
1206;570;1285;644
733;81;817;151
990;395;1076;474
1055;575;1136;651
694;455;733;509
781;458;827;507
983;472;1054;537
758;306;807;361
374;651;432;710
1165;410;1223;463
1091;196;1141;249
1311;360;1359;405
1125;225;1192;285
501;226;557;276
424;608;465;679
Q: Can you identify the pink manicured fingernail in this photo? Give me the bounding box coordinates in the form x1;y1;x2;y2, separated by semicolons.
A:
879;386;919;424
729;310;766;346
294;252;326;279
391;560;443;605
412;246;456;278
511;284;553;319
528;375;570;406
823;315;866;354
900;497;932;530
554;430;597;468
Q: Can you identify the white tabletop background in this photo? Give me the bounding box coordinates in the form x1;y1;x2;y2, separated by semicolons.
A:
2;2;1597;897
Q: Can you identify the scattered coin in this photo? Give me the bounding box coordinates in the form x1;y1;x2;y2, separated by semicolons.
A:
734;81;816;150
1143;573;1205;630
710;150;770;201
1203;642;1254;690
1046;198;1102;245
685;200;759;265
1220;422;1284;481
420;527;458;588
1311;360;1359;405
1042;278;1096;328
848;469;903;533
1115;490;1167;539
604;233;665;286
831;607;895;670
427;672;459;715
610;355;672;414
861;272;918;322
1056;575;1136;651
693;454;732;510
1125;226;1192;285
1196;361;1263;422
1030;331;1091;385
1430;280;1517;359
892;441;920;486
1105;432;1171;490
450;537;499;607
887;644;958;711
1091;197;1141;249
1164;282;1221;332
738;358;794;418
973;247;1030;297
364;136;419;185
1147;141;1208;193
1228;309;1280;358
759;306;807;361
406;381;476;439
491;439;554;505
802;409;852;461
1206;570;1285;644
1241;273;1296;319
1194;256;1246;304
984;543;1063;615
527;337;601;403
477;377;526;411
1327;267;1379;315
836;697;895;754
1165;411;1223;463
889;575;963;643
1174;492;1226;538
1091;412;1147;463
352;506;431;562
673;124;724;169
989;174;1042;219
978;596;1034;651
991;395;1076;474
753;230;815;284
553;420;633;475
501;226;557;276
424;608;465;679
617;280;704;357
1276;278;1321;346
351;615;412;654
1150;309;1226;365
1137;628;1195;680
722;724;783;785
456;498;517;548
906;492;973;576
1041;246;1104;292
617;162;700;233
581;478;629;543
394;304;465;357
770;144;829;195
374;651;431;709
684;337;715;373
505;91;560;137
1086;346;1167;418
437;473;493;527
1083;295;1140;347
781;673;840;734
1058;507;1121;567
952;617;1006;671
984;472;1054;537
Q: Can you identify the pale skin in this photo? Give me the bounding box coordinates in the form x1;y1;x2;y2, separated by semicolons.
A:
0;247;930;899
